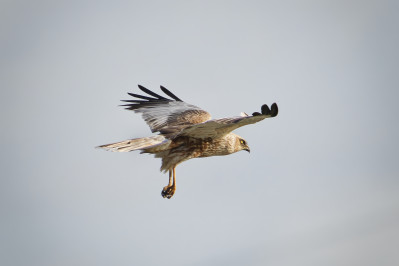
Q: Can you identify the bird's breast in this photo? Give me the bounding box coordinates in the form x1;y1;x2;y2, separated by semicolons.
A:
181;137;233;157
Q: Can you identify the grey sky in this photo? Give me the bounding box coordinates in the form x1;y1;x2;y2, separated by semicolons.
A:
1;1;398;266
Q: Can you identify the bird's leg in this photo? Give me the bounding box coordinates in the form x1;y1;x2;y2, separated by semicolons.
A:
161;167;176;199
167;170;173;187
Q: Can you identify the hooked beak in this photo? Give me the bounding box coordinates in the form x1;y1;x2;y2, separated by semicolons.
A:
244;147;250;153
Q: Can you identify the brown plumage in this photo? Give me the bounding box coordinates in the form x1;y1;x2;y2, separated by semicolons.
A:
97;85;278;199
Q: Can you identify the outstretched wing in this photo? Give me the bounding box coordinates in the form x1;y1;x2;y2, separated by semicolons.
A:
172;103;278;139
121;85;211;133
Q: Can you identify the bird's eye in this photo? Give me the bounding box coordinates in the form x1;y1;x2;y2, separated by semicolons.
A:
240;140;245;145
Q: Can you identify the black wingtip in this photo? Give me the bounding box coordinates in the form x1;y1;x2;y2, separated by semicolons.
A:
127;92;156;101
261;104;271;115
271;103;278;117
160;85;182;101
137;85;167;100
254;103;278;117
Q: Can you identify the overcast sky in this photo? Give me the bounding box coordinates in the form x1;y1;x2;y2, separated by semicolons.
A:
1;1;398;266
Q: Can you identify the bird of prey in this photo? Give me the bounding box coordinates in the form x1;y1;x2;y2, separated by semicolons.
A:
98;85;278;199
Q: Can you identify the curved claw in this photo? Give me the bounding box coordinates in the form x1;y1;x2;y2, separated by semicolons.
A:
161;185;176;199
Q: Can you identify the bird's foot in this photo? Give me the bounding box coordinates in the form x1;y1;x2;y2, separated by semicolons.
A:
161;185;176;199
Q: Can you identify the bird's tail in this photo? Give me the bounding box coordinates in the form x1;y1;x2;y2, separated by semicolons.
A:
96;135;169;152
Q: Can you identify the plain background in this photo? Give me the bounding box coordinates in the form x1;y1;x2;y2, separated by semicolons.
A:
1;1;398;265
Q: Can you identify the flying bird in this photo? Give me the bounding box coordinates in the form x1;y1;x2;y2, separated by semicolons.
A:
98;85;278;199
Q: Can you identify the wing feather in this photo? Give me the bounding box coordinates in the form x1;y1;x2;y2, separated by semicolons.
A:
127;93;157;101
160;86;182;101
122;85;211;133
173;103;278;139
138;85;168;100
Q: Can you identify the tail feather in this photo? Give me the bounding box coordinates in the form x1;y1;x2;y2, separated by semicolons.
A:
97;135;167;152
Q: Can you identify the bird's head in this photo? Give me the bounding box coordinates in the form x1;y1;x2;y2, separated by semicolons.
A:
237;137;250;153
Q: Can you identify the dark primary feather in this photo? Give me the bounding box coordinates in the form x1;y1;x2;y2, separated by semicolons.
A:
160;86;182;101
270;103;278;117
256;103;278;117
138;85;168;100
121;100;146;103
261;104;271;115
121;85;180;110
127;93;156;101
